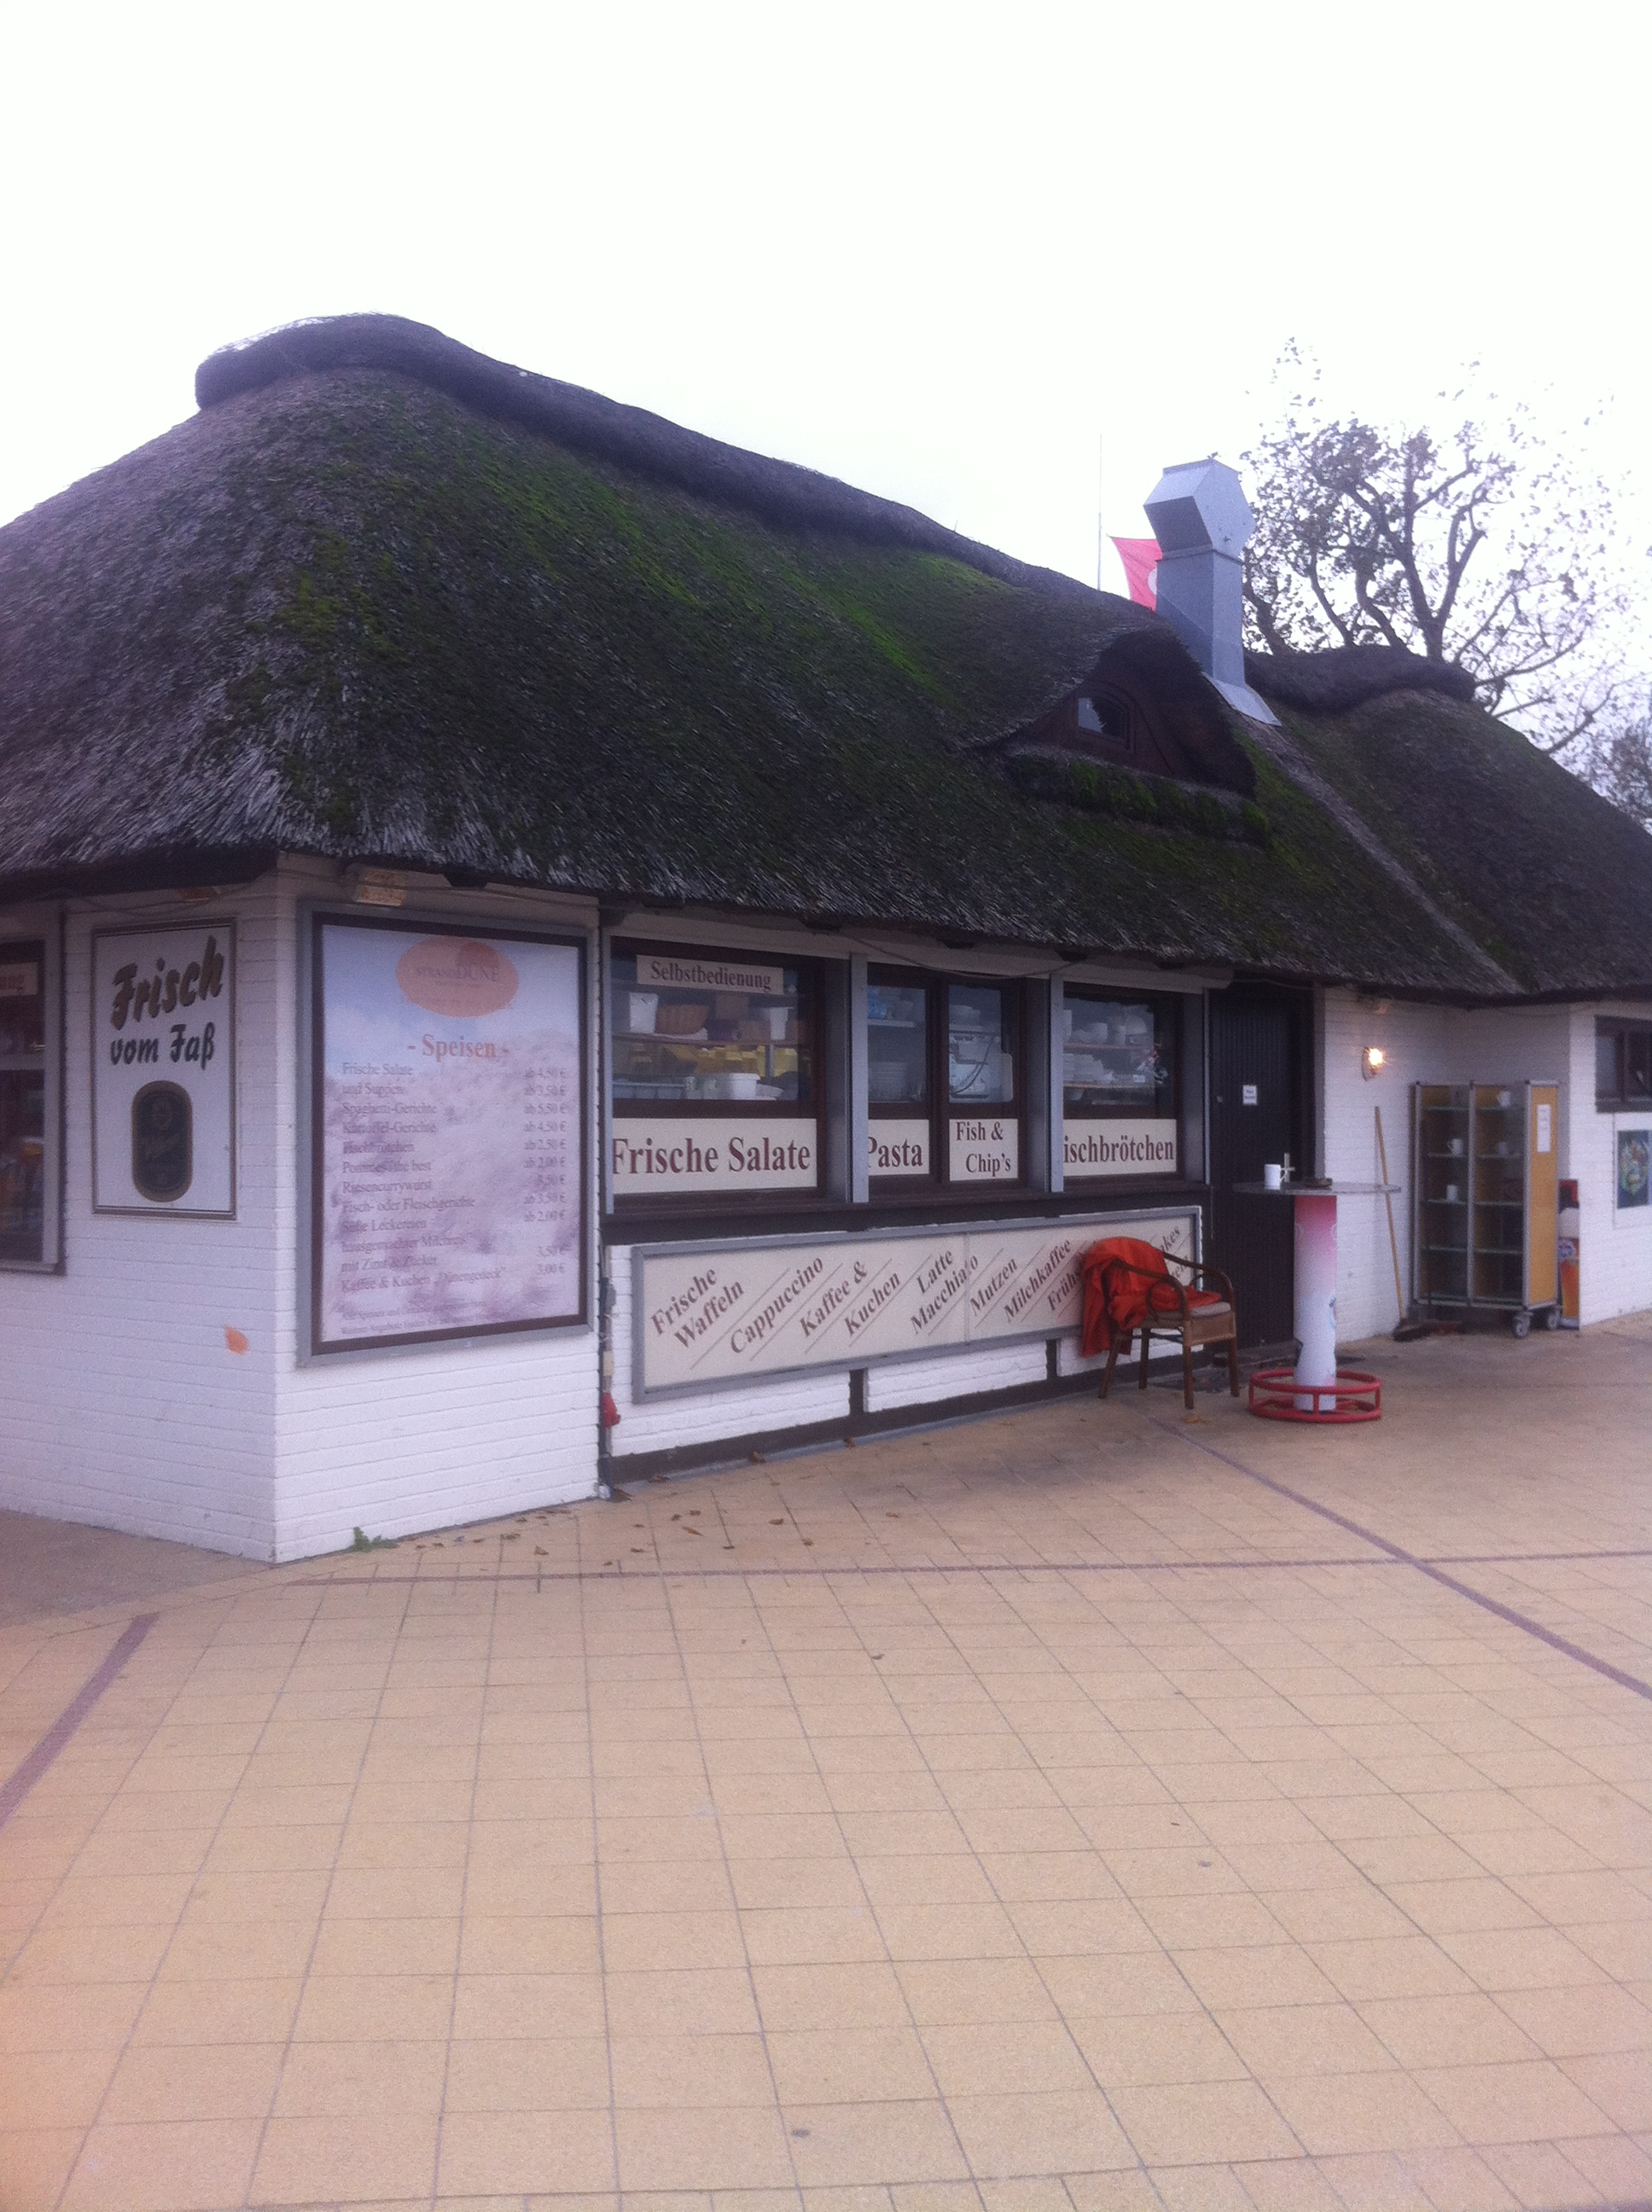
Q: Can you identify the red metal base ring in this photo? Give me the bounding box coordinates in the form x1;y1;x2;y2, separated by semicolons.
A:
1248;1367;1382;1423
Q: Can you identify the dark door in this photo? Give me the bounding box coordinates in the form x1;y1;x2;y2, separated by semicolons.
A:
1207;986;1309;1348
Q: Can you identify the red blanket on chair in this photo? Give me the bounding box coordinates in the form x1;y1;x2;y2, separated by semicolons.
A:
1079;1237;1223;1357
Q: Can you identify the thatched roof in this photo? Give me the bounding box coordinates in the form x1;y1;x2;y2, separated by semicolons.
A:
2;313;1649;1002
1246;643;1479;714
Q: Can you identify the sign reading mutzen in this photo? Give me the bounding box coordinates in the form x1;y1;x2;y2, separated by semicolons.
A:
93;926;236;1214
634;1208;1197;1394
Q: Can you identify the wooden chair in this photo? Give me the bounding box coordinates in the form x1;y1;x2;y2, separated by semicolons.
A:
1080;1237;1240;1412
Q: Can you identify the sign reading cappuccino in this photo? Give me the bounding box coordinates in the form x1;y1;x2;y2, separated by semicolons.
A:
92;924;236;1215
636;1208;1197;1392
1064;1119;1178;1177
611;1117;817;1195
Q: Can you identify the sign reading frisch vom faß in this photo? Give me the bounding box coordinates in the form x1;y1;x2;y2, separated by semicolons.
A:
92;925;236;1214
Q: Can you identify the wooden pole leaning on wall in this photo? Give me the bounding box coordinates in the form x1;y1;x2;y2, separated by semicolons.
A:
1375;1104;1405;1328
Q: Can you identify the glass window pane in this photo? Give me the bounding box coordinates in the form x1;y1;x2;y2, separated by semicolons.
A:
947;985;1014;1105
1628;1030;1652;1103
0;1068;45;1263
611;950;810;1104
0;940;45;1060
1062;997;1172;1115
867;981;928;1108
1597;1026;1623;1105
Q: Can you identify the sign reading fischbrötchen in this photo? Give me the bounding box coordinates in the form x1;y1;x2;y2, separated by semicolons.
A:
1063;1118;1178;1177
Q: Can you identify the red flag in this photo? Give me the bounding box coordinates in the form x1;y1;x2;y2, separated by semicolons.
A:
1110;536;1160;608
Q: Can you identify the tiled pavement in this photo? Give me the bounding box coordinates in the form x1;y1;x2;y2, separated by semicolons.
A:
2;1319;1650;2212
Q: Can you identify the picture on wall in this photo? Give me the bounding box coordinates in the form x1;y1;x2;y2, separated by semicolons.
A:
311;917;586;1352
1618;1127;1649;1211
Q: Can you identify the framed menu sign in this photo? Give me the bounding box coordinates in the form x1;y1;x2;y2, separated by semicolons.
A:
311;917;586;1353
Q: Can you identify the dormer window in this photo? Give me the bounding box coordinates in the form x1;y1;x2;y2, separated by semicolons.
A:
1075;689;1135;755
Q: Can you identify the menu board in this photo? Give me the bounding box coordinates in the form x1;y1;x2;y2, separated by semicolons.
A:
635;1208;1198;1394
313;919;585;1351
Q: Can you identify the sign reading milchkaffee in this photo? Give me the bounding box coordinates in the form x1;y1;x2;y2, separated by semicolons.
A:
92;925;236;1215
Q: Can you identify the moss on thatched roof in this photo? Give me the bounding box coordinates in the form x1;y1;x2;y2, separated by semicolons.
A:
2;315;1649;1002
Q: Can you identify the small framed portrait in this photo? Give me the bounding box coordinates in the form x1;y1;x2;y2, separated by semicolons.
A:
1617;1128;1649;1211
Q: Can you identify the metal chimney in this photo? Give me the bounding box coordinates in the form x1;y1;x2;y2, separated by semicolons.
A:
1143;457;1277;724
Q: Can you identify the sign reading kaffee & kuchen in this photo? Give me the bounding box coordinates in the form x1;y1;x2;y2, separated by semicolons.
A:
92;925;236;1214
634;1208;1197;1393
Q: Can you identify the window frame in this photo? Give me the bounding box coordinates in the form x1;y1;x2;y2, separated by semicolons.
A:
1059;986;1184;1184
865;964;1027;1197
0;923;63;1272
609;936;828;1214
1596;1017;1652;1111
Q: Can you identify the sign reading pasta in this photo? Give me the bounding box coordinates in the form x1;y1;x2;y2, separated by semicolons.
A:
312;919;585;1351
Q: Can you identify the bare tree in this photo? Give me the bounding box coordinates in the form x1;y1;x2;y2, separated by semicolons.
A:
1587;701;1652;830
1241;346;1634;753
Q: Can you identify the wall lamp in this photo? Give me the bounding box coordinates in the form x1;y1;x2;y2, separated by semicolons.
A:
1361;1045;1387;1080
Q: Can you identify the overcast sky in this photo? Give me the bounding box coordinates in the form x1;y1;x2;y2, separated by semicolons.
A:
4;0;1648;615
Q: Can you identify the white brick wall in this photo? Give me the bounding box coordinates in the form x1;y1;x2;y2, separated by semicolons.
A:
1319;988;1652;1339
269;864;603;1557
864;1340;1048;1412
0;882;283;1555
0;864;607;1562
1568;1001;1652;1325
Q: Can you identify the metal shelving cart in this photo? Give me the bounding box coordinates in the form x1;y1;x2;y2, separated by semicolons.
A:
1412;1081;1561;1335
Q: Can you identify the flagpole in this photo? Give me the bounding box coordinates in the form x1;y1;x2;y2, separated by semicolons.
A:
1096;434;1104;592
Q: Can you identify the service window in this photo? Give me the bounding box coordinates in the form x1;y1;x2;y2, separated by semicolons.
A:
866;968;1023;1191
0;936;58;1268
1061;990;1181;1181
611;943;821;1204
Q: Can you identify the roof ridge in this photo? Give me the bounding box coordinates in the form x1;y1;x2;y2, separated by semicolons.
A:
195;314;1112;607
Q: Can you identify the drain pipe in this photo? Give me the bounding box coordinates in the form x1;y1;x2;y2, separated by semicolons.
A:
594;905;625;1500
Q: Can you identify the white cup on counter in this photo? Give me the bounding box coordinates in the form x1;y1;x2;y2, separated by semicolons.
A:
765;1006;789;1041
628;991;659;1033
1263;1162;1283;1190
1445;1182;1459;1202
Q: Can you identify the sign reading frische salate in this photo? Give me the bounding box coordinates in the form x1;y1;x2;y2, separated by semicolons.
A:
93;924;236;1214
634;1208;1197;1393
313;920;585;1351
